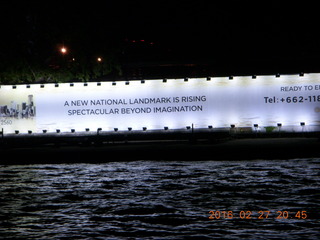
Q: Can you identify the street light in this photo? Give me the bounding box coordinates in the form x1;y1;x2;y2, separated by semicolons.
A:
60;47;67;54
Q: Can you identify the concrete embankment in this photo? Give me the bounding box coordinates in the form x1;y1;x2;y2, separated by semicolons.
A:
1;137;319;164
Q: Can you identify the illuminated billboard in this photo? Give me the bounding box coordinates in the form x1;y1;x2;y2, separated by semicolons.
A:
1;73;320;134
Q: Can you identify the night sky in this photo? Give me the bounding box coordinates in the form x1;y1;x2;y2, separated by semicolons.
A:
0;1;319;79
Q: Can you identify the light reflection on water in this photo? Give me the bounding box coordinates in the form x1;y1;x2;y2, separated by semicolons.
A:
0;159;319;239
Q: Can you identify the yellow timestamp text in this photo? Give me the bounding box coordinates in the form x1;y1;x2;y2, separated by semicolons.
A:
208;210;308;220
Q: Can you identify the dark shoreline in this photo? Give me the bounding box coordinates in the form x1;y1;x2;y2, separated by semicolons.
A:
1;137;319;164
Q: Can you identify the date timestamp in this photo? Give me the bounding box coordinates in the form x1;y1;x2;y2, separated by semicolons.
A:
208;210;308;220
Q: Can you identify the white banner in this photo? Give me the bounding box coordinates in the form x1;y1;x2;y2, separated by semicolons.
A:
1;74;320;134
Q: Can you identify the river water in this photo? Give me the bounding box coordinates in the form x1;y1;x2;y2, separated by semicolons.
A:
0;159;319;239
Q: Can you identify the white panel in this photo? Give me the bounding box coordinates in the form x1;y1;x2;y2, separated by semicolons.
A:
1;74;320;134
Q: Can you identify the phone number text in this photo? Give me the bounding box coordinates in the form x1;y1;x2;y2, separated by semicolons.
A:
264;95;320;104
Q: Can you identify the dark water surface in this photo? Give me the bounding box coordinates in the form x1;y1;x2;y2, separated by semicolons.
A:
0;159;319;239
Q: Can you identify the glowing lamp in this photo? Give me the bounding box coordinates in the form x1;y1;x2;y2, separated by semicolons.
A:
60;47;67;54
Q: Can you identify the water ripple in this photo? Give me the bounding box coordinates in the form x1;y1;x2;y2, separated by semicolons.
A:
0;158;319;239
